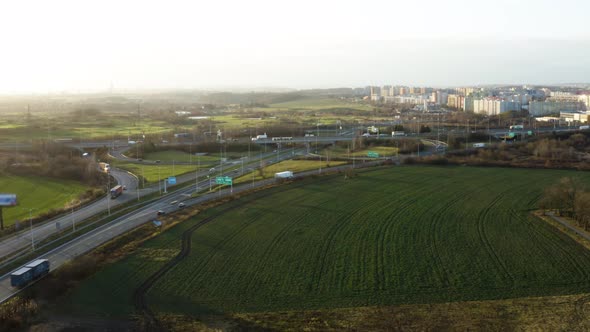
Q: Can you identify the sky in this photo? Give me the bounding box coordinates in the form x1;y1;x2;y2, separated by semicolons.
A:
1;0;589;93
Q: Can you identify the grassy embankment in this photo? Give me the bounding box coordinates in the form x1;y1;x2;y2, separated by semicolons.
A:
0;175;87;227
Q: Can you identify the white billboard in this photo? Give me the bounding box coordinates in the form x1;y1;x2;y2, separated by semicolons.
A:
0;194;17;206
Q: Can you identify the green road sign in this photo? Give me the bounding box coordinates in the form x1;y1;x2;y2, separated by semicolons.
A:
508;132;515;138
215;176;233;185
527;131;533;135
367;151;379;158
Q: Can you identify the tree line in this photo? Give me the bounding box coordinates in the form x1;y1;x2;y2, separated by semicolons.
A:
540;177;590;230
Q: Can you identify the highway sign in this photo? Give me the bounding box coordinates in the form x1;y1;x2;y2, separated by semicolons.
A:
367;151;379;158
527;131;533;135
215;176;233;185
508;132;515;138
168;177;177;185
0;194;17;206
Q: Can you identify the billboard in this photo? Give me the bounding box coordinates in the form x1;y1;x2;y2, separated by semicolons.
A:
0;194;17;207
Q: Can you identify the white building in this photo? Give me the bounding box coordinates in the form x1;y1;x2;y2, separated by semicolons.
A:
473;98;521;115
528;100;585;116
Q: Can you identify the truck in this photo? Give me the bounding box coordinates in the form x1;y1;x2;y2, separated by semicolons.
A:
25;259;50;279
11;259;50;288
509;125;524;130
274;171;294;179
251;133;268;141
473;143;486;148
391;131;406;136
580;125;590;130
99;162;110;173
10;267;33;288
110;185;123;199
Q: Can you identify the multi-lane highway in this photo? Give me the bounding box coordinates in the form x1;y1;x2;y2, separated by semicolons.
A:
0;168;138;263
0;147;310;303
0;148;301;264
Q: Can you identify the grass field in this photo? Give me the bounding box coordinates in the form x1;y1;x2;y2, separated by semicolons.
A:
112;162;200;183
325;146;399;158
0;174;87;227
234;159;348;184
61;166;590;319
143;151;220;164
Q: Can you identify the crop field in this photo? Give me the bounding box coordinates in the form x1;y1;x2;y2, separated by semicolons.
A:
62;166;590;319
0;174;86;226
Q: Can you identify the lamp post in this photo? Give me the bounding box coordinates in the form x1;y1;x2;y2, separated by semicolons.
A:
29;208;35;251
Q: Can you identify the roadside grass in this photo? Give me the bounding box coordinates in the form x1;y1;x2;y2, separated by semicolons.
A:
111;162;201;183
61;166;590;319
233;159;348;184
0;174;87;227
143;151;220;164
324;146;399;158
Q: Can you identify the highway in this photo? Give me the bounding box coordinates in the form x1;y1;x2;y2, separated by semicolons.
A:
0;148;300;265
0;147;314;303
0;168;138;263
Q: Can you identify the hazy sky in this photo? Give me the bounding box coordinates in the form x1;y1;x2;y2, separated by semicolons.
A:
1;0;590;93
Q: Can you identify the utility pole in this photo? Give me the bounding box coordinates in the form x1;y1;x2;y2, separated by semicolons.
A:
29;209;35;250
196;154;200;192
71;204;75;232
107;175;111;215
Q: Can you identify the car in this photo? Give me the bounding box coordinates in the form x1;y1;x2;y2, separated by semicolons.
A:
178;202;186;208
170;200;178;205
123;185;127;190
137;158;143;161
209;168;215;172
155;160;161;163
157;210;165;215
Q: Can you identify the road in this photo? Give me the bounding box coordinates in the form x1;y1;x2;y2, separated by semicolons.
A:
547;212;590;243
0;148;302;265
0;147;323;303
0;168;138;262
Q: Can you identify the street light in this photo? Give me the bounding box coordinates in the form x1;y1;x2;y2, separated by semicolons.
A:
28;208;35;251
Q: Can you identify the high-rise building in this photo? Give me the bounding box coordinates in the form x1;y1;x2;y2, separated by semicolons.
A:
473;98;521;115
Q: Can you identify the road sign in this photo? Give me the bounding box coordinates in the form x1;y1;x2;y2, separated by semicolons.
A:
0;194;17;206
508;132;515;138
215;176;233;185
167;177;177;185
527;131;533;135
367;151;379;158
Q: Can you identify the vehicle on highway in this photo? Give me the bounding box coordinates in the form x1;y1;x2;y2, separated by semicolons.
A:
157;210;166;215
178;202;186;208
155;160;161;163
580;125;590;130
275;171;294;179
209;168;215;172
110;185;124;199
170;200;178;205
10;259;50;288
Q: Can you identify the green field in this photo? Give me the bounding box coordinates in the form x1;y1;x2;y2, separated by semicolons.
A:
143;151;220;164
62;166;590;318
234;159;348;184
0;174;87;226
112;162;200;183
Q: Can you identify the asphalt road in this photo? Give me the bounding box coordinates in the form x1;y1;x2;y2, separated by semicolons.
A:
0;168;138;262
0;147;312;303
0;148;301;264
